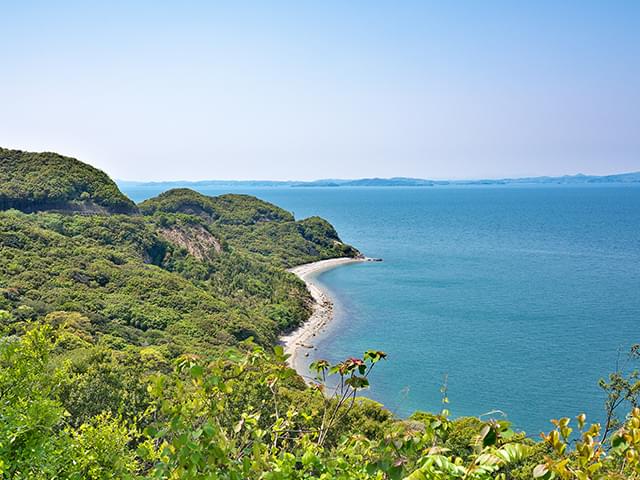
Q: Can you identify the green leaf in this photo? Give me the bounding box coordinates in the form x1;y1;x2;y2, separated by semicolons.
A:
190;365;204;378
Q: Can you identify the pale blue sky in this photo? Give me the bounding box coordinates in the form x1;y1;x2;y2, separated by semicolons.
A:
1;1;638;180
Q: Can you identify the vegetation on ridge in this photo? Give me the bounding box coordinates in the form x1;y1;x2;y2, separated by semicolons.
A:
140;188;360;266
0;148;137;213
139;188;295;224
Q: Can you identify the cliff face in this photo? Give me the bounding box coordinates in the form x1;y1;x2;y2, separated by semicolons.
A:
0;148;137;214
158;223;223;261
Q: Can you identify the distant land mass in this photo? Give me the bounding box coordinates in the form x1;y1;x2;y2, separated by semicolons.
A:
118;172;640;189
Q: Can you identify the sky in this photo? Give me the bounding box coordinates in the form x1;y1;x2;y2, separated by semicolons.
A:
1;1;639;181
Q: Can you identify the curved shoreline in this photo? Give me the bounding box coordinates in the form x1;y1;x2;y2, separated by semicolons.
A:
280;257;363;378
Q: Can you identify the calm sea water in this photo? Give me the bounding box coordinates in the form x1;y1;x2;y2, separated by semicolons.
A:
123;184;640;435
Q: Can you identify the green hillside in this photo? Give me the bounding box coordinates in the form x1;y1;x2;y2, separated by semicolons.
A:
0;211;314;349
140;188;360;266
0;148;137;213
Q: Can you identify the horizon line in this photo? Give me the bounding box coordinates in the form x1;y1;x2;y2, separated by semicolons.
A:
116;170;640;185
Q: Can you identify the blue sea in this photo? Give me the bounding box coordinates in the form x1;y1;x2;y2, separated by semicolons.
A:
123;184;640;435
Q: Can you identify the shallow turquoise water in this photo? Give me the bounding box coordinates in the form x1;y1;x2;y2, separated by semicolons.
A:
124;185;640;435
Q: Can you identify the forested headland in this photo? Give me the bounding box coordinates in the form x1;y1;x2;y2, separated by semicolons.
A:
1;148;639;479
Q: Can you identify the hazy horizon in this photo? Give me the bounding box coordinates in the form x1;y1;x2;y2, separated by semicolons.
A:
116;169;640;184
2;1;639;181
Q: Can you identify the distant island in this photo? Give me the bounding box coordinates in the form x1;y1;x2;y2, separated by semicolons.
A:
118;171;640;189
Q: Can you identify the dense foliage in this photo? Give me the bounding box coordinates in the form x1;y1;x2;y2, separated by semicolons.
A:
0;208;332;350
0;148;137;213
140;189;295;224
4;322;640;479
140;188;360;266
1;149;639;478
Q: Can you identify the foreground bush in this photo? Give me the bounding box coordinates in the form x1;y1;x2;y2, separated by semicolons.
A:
3;324;640;479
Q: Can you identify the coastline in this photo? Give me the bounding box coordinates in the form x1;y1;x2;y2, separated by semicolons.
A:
280;257;363;378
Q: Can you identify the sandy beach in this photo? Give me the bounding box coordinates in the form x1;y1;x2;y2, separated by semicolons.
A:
280;257;363;378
